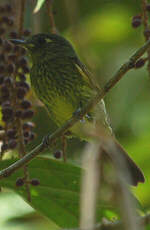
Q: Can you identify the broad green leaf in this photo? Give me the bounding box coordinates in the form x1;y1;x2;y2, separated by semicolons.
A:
0;157;81;228
34;0;45;13
0;157;118;228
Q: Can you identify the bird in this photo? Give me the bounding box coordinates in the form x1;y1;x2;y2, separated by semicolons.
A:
10;33;145;186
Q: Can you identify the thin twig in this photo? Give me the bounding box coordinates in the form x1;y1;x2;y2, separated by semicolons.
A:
141;0;150;75
0;38;150;179
18;0;26;35
17;0;31;202
141;0;149;31
46;0;57;34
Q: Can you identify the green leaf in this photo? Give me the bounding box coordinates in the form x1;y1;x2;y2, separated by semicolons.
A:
0;157;81;228
0;157;118;227
34;0;46;13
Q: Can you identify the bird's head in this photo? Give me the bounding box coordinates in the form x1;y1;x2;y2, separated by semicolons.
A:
10;33;76;61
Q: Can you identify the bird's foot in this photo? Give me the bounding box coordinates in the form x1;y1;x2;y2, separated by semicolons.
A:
73;107;81;116
42;134;50;148
73;107;83;120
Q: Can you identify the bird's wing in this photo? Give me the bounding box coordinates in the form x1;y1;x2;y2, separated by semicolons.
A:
73;57;100;92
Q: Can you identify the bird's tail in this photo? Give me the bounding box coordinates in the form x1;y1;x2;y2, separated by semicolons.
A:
101;139;145;186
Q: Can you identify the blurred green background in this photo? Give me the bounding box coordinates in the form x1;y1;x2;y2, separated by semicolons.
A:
1;0;150;229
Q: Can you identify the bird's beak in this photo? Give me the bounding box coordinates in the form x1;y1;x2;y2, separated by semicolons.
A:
9;39;28;46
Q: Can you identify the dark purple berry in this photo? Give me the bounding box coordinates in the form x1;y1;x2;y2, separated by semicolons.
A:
144;29;150;38
1;16;10;24
21;110;34;119
2;106;13;115
1;85;10;97
23;29;31;37
16;178;24;187
135;58;146;68
2;106;13;118
7;54;17;62
146;4;150;11
30;178;40;186
21;82;30;91
132;15;141;28
53;150;62;159
15;109;22;118
18;73;26;81
8;139;17;149
21;100;31;109
16;81;30;91
22;65;30;74
17;57;28;67
132;15;141;20
1;101;11;108
16;87;26;99
23;131;30;138
7;129;16;138
7;63;15;74
9;31;18;39
0;125;3;130
4;77;13;86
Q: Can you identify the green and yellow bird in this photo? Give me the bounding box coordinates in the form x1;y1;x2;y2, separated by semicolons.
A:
11;33;144;186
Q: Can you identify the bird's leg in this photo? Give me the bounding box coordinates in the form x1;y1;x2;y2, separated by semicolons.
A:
72;107;82;117
73;102;85;122
62;135;67;162
42;134;50;147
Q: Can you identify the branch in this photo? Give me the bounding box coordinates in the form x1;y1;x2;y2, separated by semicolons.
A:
46;0;57;34
18;0;26;35
0;39;150;179
141;0;149;31
16;0;31;202
141;0;150;75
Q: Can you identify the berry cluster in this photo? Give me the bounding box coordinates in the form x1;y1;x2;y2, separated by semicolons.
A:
0;3;35;156
132;15;142;28
53;150;62;159
16;177;40;187
132;12;150;38
131;3;150;69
